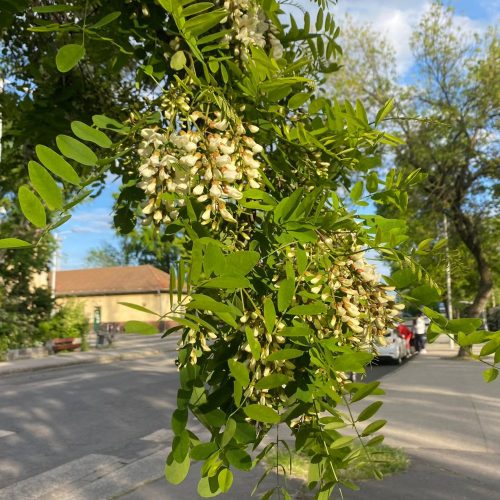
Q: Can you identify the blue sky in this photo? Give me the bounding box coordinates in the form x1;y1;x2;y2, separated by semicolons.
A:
58;0;498;269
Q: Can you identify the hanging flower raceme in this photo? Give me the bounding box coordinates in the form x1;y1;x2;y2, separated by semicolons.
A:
136;108;264;226
178;234;403;414
222;0;284;61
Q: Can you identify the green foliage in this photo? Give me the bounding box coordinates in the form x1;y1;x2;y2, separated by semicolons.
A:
55;44;85;73
5;1;496;498
39;301;90;342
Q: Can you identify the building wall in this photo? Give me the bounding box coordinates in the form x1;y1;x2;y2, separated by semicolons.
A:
57;292;188;330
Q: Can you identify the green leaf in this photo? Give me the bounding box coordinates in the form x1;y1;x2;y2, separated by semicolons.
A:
245;327;261;359
480;340;499;357
225;448;253;470
56;44;85;73
183;2;214;17
124;320;159;335
332;352;373;372
225;251;260;276
172;408;188;435
350;181;363;203
92;114;128;132
187;294;234;314
33;5;78;13
191;442;218;460
28;161;63;210
263;298;276;334
330;436;354;449
361;419;387;436
390;268;417;289
350;381;380;403
278;279;295;312
165;451;190;485
172;430;190;462
375;98;394;126
357;401;383;422
71;121;112;148
218;468;233;493
280;326;312;337
184;9;228;37
296;248;308;275
228;359;250;387
171;50;187;70
0;238;32;249
56;135;97;166
287;302;326;316
221;418;237;447
118;302;160;316
255;374;289;390
36;145;80;185
422;306;448;327
91;11;121;29
445;318;483;334
408;285;441;305
483;368;498;383
18;185;46;227
288;93;310;109
202;276;250;289
197;475;221;497
266;349;304;362
243;404;280;424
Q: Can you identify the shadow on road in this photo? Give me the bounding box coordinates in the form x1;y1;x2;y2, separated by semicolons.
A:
363;355;415;383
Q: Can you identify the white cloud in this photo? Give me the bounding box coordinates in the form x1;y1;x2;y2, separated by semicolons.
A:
333;0;432;74
67;208;113;234
288;1;491;76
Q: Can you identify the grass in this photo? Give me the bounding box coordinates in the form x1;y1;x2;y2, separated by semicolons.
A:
262;444;409;493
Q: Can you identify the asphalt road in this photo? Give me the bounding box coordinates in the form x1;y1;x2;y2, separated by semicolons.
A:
0;352;404;495
0;353;180;490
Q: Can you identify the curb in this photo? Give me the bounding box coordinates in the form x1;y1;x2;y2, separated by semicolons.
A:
0;347;174;376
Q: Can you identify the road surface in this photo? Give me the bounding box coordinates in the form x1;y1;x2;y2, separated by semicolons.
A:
0;352;403;498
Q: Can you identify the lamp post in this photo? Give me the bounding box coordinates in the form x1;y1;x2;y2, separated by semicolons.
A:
443;214;454;349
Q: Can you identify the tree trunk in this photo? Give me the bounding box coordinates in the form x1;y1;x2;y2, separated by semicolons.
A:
450;205;493;357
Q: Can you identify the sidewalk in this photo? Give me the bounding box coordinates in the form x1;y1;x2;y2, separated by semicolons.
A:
345;341;500;499
0;334;179;376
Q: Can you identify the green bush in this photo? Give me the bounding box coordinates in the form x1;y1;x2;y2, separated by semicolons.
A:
39;301;90;345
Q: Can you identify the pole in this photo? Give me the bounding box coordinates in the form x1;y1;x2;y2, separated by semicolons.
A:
50;234;59;305
443;214;454;348
0;76;3;163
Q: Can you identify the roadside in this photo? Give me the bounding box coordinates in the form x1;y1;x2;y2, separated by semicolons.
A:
344;341;500;499
118;341;500;500
1;336;498;499
0;333;179;376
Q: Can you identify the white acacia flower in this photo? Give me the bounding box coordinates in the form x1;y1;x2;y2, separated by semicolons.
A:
142;199;155;215
223;185;243;200
209;184;223;199
219;143;236;155
192;184;205;196
179;154;199;167
222;169;239;183
220;207;237;223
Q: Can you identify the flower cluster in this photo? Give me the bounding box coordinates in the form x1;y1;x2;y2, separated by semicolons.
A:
180;236;403;410
222;0;284;61
137;110;264;226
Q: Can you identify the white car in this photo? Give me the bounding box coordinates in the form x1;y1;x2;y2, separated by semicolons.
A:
375;330;409;364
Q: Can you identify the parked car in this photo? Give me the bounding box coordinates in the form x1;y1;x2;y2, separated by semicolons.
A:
375;330;409;364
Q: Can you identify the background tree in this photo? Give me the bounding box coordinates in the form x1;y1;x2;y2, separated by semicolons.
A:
327;3;499;336
85;226;182;271
0;0;150;348
400;4;499;321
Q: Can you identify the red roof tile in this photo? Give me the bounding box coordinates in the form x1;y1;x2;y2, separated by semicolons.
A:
55;265;171;296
